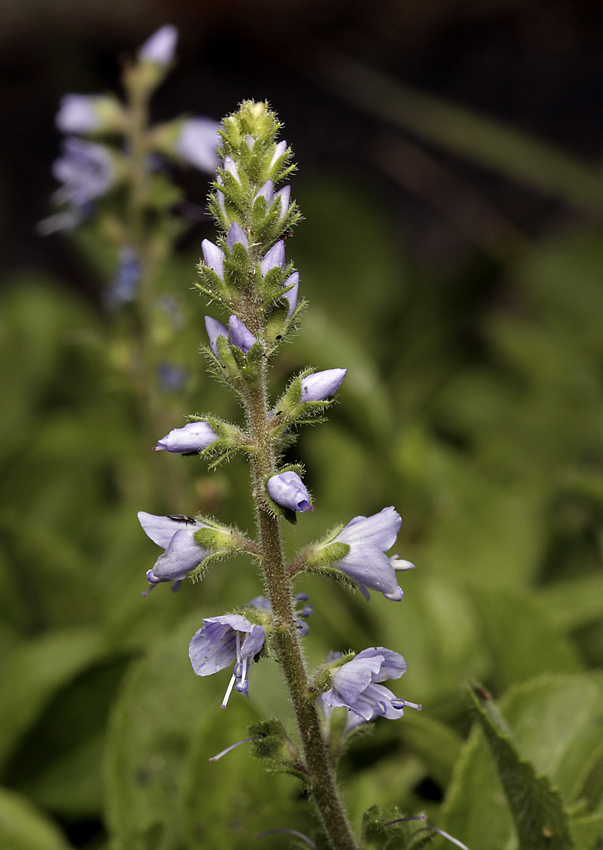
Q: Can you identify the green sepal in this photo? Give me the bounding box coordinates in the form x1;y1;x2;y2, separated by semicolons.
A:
304;540;350;568
239;339;264;387
214;333;242;382
362;805;430;850
247;719;309;782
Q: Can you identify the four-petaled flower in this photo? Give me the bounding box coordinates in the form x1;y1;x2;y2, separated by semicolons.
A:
318;647;421;726
332;507;404;601
189;604;267;707
138;511;207;594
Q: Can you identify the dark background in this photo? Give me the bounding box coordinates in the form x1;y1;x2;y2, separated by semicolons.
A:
2;0;603;293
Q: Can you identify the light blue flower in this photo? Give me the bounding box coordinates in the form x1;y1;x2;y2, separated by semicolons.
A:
138;511;207;594
318;647;421;725
333;507;404;601
52;137;115;208
228;315;256;353
189;604;267;707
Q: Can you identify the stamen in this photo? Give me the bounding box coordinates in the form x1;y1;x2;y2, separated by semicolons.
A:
257;829;316;847
209;736;261;763
412;826;471;850
384;814;427;826
221;673;237;709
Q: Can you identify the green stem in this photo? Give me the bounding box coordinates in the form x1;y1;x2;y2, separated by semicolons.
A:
246;362;359;850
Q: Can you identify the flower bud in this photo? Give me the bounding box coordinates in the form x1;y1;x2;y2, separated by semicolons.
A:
301;369;347;402
153;421;218;453
267;471;312;513
205;315;228;356
228;315;256;353
260;241;285;277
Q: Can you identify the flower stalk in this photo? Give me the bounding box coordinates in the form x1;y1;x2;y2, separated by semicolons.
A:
246;364;358;850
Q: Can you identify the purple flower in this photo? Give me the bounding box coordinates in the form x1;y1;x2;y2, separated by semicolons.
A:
56;95;100;134
280;272;299;319
300;369;347;402
228;315;256;353
267;471;312;513
333;507;404;601
52;137;115;208
175;118;220;174
318;647;421;724
201;239;224;279
189;604;267;707
248;593;312;636
153;421;218;453
139;24;178;66
205;316;228;356
260;241;285;277
138;511;207;594
105;247;140;307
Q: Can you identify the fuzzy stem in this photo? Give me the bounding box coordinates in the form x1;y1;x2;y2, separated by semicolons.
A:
246;361;358;850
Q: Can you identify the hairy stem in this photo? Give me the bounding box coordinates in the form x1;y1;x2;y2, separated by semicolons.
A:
246;361;358;850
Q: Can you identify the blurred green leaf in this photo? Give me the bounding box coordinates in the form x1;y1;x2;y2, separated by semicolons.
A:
469;585;582;690
0;786;72;850
0;629;107;775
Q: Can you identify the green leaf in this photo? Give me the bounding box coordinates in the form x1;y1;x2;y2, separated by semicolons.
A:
0;629;107;774
469;585;582;690
0;786;72;850
468;683;574;850
436;675;603;850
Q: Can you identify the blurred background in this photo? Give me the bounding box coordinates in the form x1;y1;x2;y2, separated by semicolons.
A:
1;2;602;849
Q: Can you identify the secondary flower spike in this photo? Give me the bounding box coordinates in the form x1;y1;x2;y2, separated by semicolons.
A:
301;369;347;402
189;607;266;707
318;647;421;724
138;511;207;594
153;421;218;453
268;471;313;512
333;507;404;601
